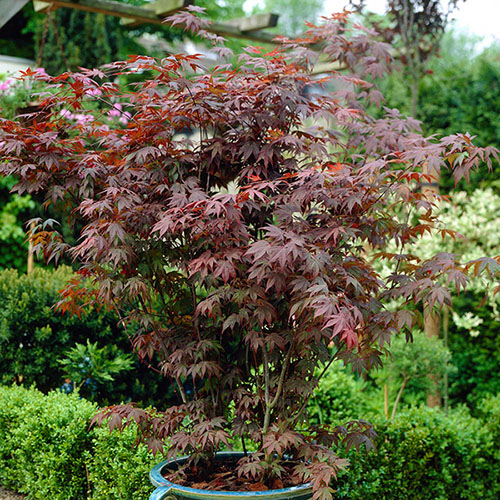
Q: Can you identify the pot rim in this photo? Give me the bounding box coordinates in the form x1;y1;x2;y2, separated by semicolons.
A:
150;451;313;498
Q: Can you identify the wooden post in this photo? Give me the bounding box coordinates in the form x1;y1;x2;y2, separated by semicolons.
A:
422;162;441;408
27;221;35;274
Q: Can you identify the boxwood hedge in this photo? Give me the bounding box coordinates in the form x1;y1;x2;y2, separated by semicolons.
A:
0;385;499;499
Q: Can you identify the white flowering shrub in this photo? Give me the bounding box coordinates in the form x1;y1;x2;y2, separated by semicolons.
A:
379;187;500;335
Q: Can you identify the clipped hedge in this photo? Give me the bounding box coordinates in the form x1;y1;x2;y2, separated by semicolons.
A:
1;384;500;499
0;385;155;500
85;426;155;500
335;405;499;500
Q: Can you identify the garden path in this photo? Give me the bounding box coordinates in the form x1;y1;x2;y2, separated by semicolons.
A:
0;487;24;499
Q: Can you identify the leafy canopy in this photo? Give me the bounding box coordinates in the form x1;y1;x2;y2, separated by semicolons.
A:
0;7;498;498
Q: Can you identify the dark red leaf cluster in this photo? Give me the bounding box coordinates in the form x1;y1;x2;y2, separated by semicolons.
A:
1;9;498;500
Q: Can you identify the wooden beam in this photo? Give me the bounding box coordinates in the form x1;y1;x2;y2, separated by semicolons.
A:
32;0;162;23
33;1;54;12
311;61;343;75
149;0;192;16
207;22;278;44
121;0;191;27
225;13;278;33
0;0;30;29
31;1;285;45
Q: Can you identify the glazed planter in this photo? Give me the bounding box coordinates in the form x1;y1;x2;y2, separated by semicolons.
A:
149;452;313;500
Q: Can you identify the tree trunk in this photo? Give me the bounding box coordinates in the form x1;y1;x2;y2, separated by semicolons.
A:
422;162;441;407
424;306;441;408
410;77;419;119
443;306;450;414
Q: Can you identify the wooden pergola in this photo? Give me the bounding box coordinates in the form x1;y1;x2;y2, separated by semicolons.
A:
0;0;281;44
0;1;340;73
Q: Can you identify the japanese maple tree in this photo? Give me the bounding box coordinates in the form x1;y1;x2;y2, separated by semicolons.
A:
0;7;498;499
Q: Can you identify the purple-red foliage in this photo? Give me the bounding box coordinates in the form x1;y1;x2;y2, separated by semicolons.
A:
0;8;498;499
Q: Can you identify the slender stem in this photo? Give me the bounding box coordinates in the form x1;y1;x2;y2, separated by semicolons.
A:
241;435;248;457
269;347;292;409
262;348;271;433
292;346;341;427
262;342;294;435
391;373;408;421
190;282;201;341
384;383;389;419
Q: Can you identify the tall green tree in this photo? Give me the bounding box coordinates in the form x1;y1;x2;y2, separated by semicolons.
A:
381;31;500;191
351;0;464;118
36;9;122;74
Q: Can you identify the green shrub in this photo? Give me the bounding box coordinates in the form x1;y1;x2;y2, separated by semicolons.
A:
0;385;96;499
86;425;155;500
476;393;500;466
448;293;500;408
0;266;172;407
0;384;157;500
335;406;497;500
2;384;500;500
308;362;367;424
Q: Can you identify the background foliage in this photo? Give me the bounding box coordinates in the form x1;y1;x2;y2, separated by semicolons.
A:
0;176;34;272
0;266;173;407
381;31;500;191
0;3;499;497
395;188;500;409
0;385;156;500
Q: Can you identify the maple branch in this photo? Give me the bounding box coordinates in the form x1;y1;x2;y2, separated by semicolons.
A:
269;346;292;409
156;286;179;326
92;94;141;127
176;376;189;405
292;345;342;427
262;347;270;414
262;343;293;434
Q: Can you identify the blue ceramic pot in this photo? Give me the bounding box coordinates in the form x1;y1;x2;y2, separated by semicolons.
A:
149;451;313;500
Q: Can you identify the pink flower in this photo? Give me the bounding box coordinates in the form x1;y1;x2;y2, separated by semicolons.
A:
86;88;102;97
0;78;13;91
75;114;93;124
108;103;123;118
119;111;131;125
60;109;74;119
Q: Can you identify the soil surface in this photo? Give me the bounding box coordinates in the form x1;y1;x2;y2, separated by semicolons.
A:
163;460;303;492
0;487;25;500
